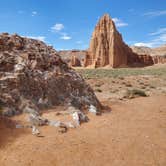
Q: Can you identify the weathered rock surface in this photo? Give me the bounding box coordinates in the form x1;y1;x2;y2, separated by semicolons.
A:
84;14;154;68
0;33;101;116
131;45;166;64
152;55;166;64
59;50;87;67
84;14;131;68
131;45;166;57
70;55;81;67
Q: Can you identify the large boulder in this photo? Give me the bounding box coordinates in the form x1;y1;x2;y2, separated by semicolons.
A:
0;33;101;116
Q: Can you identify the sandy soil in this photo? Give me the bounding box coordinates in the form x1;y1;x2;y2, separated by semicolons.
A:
0;94;166;166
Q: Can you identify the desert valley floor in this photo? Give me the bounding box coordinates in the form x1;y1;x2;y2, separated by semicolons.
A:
0;64;166;166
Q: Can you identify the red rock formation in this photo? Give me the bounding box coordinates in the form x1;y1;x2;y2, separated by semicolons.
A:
131;45;166;65
152;56;166;64
84;14;154;68
85;14;132;68
59;50;87;67
70;55;81;67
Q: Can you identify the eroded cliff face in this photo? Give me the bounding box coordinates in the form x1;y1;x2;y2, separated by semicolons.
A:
70;55;81;67
152;56;166;64
0;33;101;116
85;14;131;68
59;50;87;67
131;45;166;64
84;14;155;68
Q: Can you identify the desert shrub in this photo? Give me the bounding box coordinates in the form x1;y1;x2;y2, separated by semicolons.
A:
141;86;146;89
95;83;102;87
125;82;132;87
149;85;156;89
118;77;124;80
0;106;3;116
125;89;147;99
0;100;3;115
95;88;102;93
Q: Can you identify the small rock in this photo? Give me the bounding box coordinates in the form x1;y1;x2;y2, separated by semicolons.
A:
32;126;40;135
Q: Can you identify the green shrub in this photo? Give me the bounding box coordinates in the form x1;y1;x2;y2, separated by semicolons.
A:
125;89;147;99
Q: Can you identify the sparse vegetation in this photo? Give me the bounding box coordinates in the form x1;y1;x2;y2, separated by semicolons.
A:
95;83;102;87
149;85;156;89
0;106;3;116
0;100;3;116
77;67;166;79
125;89;147;99
95;88;102;92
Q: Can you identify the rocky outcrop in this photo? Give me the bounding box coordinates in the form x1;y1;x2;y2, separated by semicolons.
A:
130;46;152;56
152;55;166;64
131;45;166;57
59;50;87;67
84;14;133;68
0;33;101;116
70;55;81;67
84;14;155;68
131;45;166;64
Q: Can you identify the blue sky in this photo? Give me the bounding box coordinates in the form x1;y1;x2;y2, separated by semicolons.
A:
0;0;166;50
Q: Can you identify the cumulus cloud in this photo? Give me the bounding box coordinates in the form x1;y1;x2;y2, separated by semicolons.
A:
32;11;37;16
112;18;128;27
51;23;64;32
143;10;166;17
134;42;153;47
76;41;83;44
134;27;166;47
60;33;71;40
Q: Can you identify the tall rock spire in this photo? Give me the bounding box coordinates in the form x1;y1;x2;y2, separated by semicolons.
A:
84;14;131;68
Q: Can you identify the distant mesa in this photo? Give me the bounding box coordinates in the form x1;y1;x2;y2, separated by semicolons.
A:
59;14;166;68
131;45;166;64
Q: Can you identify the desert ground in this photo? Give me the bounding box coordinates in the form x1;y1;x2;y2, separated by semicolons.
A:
0;64;166;166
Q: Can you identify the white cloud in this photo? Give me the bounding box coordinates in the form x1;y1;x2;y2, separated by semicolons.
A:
26;36;46;42
32;11;37;16
60;33;71;40
112;18;128;27
149;28;166;36
51;23;64;32
134;42;153;47
134;27;166;48
76;41;83;44
144;10;166;17
158;33;166;42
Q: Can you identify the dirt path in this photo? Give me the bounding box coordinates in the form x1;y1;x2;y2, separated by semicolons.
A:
0;95;166;166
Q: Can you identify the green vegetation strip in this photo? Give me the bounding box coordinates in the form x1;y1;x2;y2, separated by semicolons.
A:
76;67;166;79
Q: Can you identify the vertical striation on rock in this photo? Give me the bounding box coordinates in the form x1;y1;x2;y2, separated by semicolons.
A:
85;14;130;68
84;14;155;68
70;55;81;67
